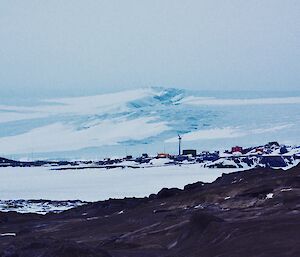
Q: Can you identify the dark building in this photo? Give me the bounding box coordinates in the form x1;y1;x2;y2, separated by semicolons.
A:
141;153;149;158
197;151;219;162
174;155;189;162
266;141;280;148
182;149;197;157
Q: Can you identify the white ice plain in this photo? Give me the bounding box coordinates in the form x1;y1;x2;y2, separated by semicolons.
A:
0;165;241;201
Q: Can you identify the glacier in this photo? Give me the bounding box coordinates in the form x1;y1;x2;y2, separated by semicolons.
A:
0;87;299;159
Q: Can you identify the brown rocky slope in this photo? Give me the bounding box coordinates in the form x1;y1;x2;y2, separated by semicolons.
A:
1;164;300;257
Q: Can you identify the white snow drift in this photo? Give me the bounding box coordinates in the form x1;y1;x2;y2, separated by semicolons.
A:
0;117;169;154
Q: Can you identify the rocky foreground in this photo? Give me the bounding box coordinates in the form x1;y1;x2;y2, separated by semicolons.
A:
1;165;300;257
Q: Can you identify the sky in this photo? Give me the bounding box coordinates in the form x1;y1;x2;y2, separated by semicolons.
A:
0;0;299;98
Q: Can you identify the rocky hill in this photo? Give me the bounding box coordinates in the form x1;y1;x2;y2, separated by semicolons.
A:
1;164;300;257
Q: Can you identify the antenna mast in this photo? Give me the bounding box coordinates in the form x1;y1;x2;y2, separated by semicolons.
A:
178;134;182;156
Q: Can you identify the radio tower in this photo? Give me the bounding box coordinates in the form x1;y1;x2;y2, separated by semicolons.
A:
178;134;182;156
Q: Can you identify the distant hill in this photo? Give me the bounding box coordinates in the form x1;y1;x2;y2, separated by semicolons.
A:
0;87;299;159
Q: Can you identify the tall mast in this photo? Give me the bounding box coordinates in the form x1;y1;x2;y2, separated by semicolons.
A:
178;134;182;155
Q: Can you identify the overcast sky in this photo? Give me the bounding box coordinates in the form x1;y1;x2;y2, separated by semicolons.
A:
0;0;299;98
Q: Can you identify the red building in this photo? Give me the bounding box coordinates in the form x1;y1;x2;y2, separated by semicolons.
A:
157;153;170;158
231;146;243;153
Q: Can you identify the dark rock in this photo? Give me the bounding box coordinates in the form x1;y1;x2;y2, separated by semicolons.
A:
42;241;111;257
1;245;19;257
189;212;224;231
280;146;288;154
156;188;182;199
261;156;287;167
183;181;205;191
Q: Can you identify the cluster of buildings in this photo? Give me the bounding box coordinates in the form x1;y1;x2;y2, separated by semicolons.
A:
226;141;288;155
1;138;299;169
92;139;300;169
121;140;298;164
